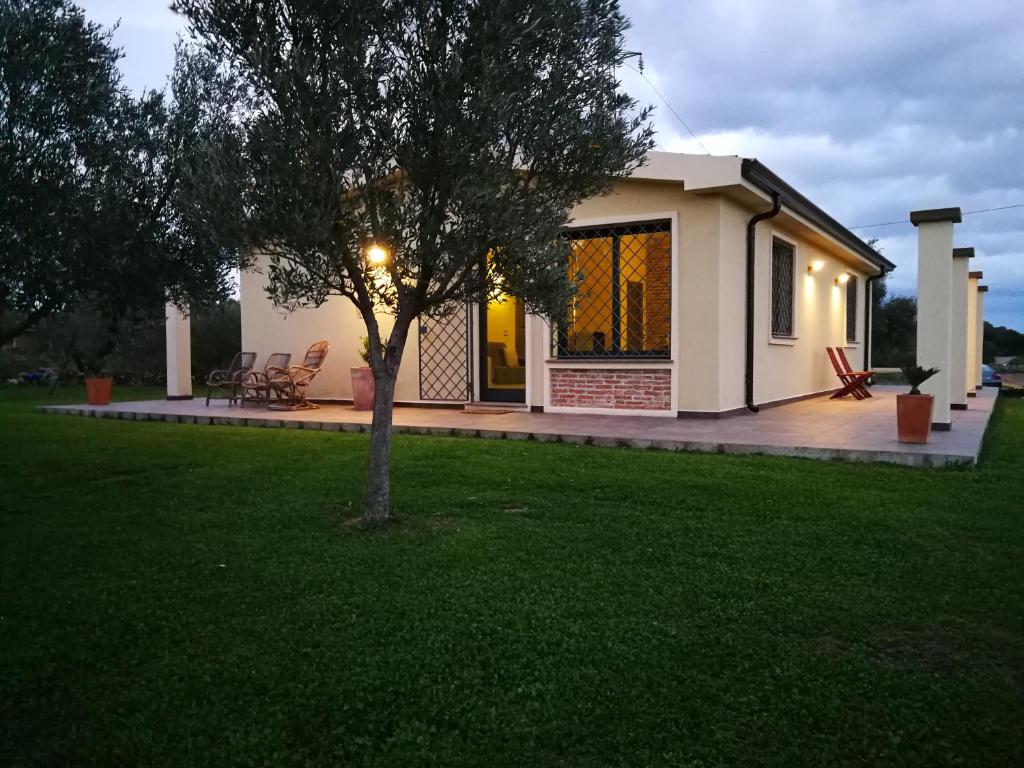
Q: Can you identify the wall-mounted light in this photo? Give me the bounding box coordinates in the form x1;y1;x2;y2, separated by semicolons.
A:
835;273;850;286
807;259;824;274
366;244;389;266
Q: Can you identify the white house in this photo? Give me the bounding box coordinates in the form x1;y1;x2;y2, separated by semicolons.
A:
233;151;894;417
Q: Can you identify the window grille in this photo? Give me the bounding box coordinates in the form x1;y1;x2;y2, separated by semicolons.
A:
556;220;671;357
771;238;795;338
846;275;858;342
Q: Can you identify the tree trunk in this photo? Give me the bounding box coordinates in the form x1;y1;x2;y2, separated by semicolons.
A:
363;365;397;524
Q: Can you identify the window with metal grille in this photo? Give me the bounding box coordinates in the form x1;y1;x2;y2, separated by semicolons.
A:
845;274;858;342
556;220;671;357
771;238;795;338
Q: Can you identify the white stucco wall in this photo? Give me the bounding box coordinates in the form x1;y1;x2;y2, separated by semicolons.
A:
748;215;869;409
239;255;422;401
237;178;879;413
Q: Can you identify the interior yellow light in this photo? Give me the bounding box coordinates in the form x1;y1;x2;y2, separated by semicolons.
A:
807;259;825;274
366;244;388;266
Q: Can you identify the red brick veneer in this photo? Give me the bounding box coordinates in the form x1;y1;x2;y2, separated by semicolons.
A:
549;367;671;411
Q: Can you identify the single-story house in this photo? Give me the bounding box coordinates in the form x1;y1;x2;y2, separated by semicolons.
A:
238;151;895;417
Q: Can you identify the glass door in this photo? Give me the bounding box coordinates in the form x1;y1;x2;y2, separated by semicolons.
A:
478;293;526;403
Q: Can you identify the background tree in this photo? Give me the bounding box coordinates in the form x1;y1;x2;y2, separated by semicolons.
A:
983;322;1024;363
176;0;654;523
1;0;240;360
869;277;917;367
62;44;245;375
0;0;121;345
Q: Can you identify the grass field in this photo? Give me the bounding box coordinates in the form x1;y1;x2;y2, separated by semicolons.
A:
1;386;1022;767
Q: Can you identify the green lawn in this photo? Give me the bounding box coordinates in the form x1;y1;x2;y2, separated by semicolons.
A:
1;386;1022;767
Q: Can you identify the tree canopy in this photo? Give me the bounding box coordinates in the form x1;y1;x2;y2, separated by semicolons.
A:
175;0;654;521
0;0;240;352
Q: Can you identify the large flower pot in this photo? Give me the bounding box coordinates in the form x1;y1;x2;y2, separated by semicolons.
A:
897;393;934;443
351;367;375;411
85;376;113;406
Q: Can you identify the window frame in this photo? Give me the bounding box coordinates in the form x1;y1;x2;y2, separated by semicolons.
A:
769;235;798;342
555;218;673;359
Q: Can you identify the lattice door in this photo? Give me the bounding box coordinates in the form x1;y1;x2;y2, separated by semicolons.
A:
418;304;471;401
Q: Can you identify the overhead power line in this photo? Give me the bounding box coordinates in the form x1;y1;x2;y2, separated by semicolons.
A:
848;203;1024;230
622;62;711;156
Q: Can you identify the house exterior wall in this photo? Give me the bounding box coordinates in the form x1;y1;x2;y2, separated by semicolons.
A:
239;255;422;401
237;175;879;414
739;210;871;410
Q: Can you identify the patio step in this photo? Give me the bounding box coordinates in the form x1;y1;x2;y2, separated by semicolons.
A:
462;401;529;415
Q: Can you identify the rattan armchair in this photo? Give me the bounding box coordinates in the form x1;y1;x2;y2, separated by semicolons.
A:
240;352;292;406
205;352;257;406
267;340;330;411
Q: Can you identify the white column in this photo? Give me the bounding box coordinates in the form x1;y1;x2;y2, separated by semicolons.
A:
911;207;960;430
165;302;193;400
950;247;972;409
967;270;981;396
976;286;987;387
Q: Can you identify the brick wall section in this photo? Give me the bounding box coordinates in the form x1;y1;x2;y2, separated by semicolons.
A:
550;368;672;411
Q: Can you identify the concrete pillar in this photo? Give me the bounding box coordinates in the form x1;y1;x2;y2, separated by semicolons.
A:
911;207;961;430
165;302;193;400
967;270;982;395
976;286;988;386
950;247;973;409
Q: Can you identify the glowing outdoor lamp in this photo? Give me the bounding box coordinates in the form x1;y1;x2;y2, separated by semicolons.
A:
366;243;389;267
835;273;850;286
807;259;825;274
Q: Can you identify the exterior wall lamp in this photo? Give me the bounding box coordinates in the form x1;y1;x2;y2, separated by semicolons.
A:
366;244;389;266
835;273;850;287
807;259;824;274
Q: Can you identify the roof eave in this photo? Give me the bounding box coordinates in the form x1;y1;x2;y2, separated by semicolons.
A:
740;158;896;273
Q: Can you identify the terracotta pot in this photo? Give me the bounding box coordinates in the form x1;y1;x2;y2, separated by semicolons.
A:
897;393;934;443
351;367;375;411
85;376;113;406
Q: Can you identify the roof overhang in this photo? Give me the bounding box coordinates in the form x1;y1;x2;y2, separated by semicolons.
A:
627;152;895;276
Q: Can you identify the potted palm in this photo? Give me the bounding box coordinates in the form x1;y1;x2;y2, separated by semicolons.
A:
897;365;940;443
350;337;380;411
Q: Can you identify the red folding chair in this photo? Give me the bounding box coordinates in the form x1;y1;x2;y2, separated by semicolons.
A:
836;347;874;399
826;347;873;400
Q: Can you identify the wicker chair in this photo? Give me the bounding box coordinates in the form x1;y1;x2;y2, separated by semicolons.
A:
240;352;292;406
267;340;330;411
205;352;257;406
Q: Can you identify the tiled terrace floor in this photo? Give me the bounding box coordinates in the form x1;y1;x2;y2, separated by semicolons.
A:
40;386;998;467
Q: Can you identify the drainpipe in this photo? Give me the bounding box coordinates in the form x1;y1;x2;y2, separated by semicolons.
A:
744;192;782;413
864;272;885;372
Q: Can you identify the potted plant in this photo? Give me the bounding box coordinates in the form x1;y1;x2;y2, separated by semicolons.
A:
897;365;940;443
350;337;380;411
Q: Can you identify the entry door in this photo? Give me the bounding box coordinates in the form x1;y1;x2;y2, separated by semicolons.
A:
478;294;526;403
418;305;471;402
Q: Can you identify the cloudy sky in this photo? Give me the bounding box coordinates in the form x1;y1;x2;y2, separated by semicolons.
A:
80;0;1023;329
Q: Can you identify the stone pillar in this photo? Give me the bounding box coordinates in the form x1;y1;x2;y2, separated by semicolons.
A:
950;247;973;409
967;271;982;395
976;286;987;387
165;302;193;400
911;207;961;431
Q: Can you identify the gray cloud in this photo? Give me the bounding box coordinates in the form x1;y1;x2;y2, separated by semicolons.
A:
77;0;1023;327
621;0;1023;327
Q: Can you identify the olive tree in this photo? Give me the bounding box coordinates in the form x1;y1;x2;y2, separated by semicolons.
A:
175;0;654;523
1;1;240;351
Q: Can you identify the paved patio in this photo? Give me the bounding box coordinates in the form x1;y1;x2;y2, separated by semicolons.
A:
40;386;998;467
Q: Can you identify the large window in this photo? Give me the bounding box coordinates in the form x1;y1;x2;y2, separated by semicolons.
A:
771;237;795;338
845;274;858;342
557;220;671;358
